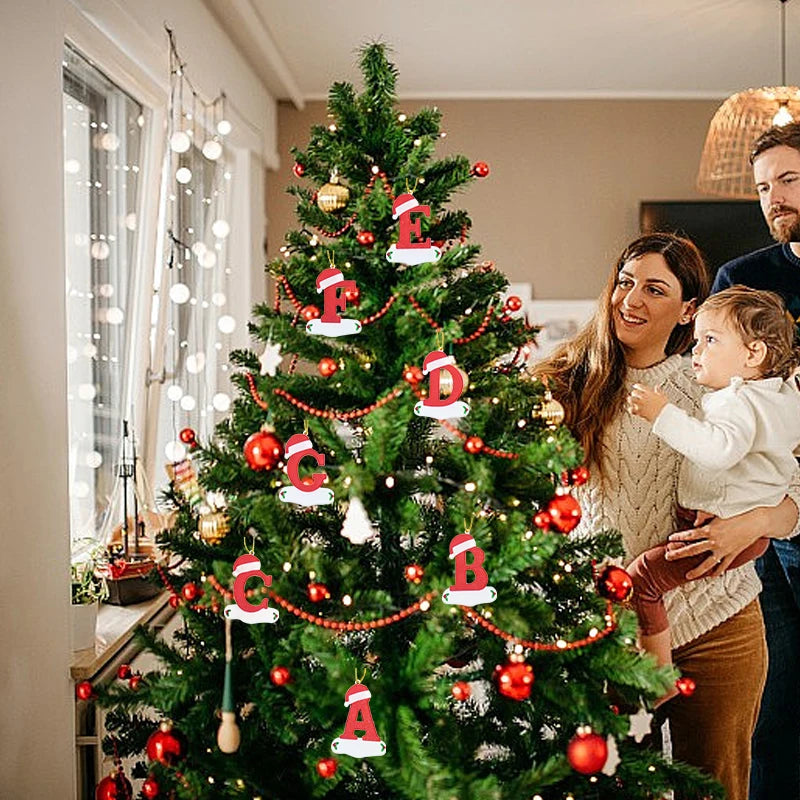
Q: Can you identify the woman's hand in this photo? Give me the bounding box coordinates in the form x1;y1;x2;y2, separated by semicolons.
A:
665;497;798;579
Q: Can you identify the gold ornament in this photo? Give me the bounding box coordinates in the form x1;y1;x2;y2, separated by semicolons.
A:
439;366;469;397
532;390;565;429
198;511;230;545
316;172;350;212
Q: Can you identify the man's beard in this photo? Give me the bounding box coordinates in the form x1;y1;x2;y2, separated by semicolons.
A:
768;206;800;243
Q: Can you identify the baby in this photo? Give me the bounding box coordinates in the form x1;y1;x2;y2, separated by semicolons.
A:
626;285;800;704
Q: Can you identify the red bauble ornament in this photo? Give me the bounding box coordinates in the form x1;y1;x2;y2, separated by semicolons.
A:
451;681;471;701
117;664;131;681
318;357;339;377
128;675;142;690
179;427;196;446
243;430;283;471
570;465;590;486
301;304;321;321
146;722;187;766
344;285;361;306
76;680;94;701
567;731;608;774
471;161;490;178
403;365;424;385
141;777;160;799
356;230;375;247
307;582;330;603
270;665;291;686
676;676;696;697
95;772;132;800
532;510;551;530
292;162;305;178
316;757;338;778
464;436;484;454
546;492;582;533
504;295;522;312
494;660;534;701
596;565;634;602
181;582;199;601
168;594;181;609
404;564;424;584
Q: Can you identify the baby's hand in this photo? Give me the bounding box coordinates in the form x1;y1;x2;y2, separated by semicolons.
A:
626;383;668;423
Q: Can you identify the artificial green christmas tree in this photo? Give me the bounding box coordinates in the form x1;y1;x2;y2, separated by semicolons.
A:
98;44;722;800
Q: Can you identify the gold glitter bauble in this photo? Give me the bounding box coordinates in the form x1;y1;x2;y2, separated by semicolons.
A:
198;511;230;545
316;175;350;212
532;393;565;428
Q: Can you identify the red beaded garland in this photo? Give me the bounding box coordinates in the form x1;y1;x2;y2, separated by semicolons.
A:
464;435;484;454
76;680;94;701
356;230;375;247
292;162;305;177
404;564;424;584
316;757;338;778
676;676;696;697
471;161;490;178
546;492;582;533
504;295;522;312
596;565;634;602
243;430;283;471
301;305;321;321
318;357;339;377
494;660;534;701
451;681;471;701
270;665;291;686
307;582;331;603
567;731;608;774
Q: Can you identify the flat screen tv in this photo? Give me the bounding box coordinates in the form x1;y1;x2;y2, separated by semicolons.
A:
640;200;773;279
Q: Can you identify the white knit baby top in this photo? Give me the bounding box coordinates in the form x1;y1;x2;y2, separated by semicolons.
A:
571;354;767;649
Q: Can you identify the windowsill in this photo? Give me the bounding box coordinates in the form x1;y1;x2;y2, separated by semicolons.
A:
70;592;173;681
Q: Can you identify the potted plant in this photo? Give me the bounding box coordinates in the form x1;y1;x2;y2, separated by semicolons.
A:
71;542;109;652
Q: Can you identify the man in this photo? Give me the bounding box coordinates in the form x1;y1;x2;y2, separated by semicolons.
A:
711;121;800;800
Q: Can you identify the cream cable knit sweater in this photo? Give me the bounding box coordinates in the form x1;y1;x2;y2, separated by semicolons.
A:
571;354;800;650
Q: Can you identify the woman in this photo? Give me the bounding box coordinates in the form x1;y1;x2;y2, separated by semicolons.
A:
532;232;800;800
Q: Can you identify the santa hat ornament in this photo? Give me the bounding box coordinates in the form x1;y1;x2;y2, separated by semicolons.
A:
414;350;471;420
386;192;442;266
306;267;362;338
331;680;387;759
278;433;334;507
441;532;497;607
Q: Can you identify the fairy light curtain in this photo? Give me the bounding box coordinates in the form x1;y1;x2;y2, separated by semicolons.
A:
153;29;236;468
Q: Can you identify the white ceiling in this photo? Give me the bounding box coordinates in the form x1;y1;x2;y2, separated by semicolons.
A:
205;0;800;106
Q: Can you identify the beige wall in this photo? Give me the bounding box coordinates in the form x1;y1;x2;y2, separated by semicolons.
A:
267;99;721;299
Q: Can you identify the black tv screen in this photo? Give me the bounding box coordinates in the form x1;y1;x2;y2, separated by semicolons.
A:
640;200;773;278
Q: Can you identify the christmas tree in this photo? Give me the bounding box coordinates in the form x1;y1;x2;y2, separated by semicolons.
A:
97;44;722;800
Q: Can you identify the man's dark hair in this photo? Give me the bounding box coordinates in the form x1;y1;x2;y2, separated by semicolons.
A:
750;121;800;164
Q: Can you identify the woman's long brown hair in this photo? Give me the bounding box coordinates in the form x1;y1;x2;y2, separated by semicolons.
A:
531;233;709;471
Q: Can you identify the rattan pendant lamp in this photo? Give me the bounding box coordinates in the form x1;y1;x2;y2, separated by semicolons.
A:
697;0;800;198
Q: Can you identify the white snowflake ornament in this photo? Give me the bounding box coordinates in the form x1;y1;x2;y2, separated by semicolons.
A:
259;339;283;377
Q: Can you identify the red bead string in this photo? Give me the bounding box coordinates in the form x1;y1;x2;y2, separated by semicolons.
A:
279;275;304;311
315;212;358;238
438;223;469;254
454;305;494;345
273;386;404;420
409;386;519;460
359;294;396;325
273;279;281;314
461;600;617;651
245;373;269;410
109;738;133;800
407;295;440;330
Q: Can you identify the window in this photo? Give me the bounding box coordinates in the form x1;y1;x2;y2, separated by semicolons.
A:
63;43;148;542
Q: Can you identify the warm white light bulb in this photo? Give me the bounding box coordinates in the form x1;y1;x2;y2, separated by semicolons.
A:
217;315;236;334
202;139;223;160
186;353;206;374
169;283;191;304
170;131;191;153
217;119;232;136
180;394;197;411
106;307;124;325
211;292;226;307
176;166;192;184
165;440;187;462
211;219;230;239
212;392;231;412
199;250;217;268
167;384;184;402
90;241;110;260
